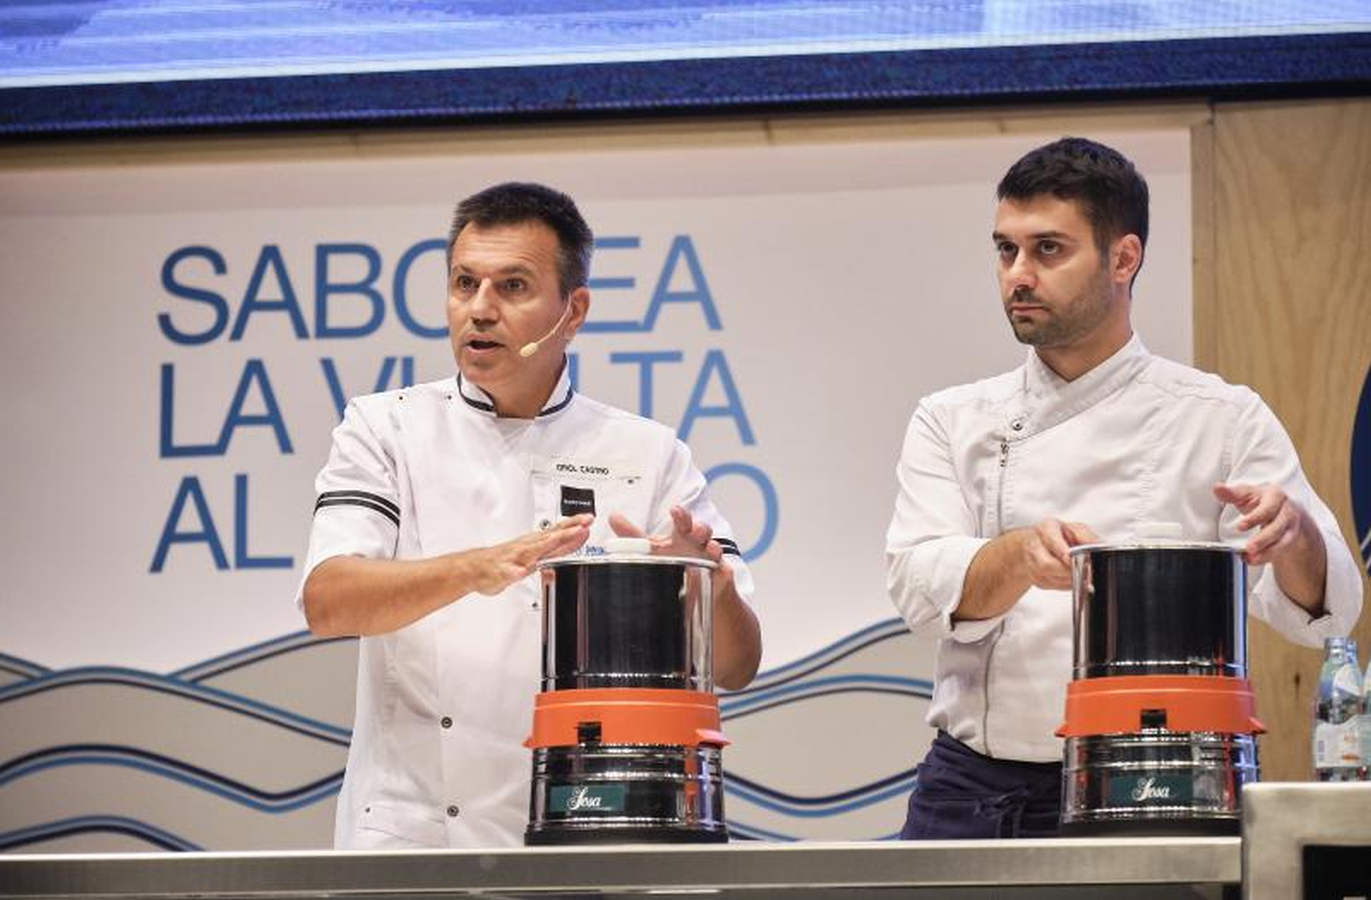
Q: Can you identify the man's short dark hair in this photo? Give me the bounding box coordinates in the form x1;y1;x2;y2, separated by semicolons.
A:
997;137;1149;263
447;182;594;296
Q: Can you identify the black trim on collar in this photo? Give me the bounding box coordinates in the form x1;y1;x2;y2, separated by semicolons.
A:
455;374;498;414
540;380;574;417
456;369;575;418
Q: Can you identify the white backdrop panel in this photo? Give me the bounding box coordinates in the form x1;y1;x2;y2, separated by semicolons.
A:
0;128;1191;672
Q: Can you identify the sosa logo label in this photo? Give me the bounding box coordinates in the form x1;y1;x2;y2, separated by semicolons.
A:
549;784;626;814
1108;774;1192;806
1353;364;1371;576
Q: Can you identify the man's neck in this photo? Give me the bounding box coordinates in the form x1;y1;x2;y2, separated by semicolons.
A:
478;361;564;420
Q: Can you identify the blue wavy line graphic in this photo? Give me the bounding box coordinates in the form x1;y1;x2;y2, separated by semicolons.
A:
0;652;49;680
173;619;915;695
1;619;919;744
10;618;914;701
0;815;200;852
0;618;929;846
172;631;355;682
723;685;932;724
716;674;928;821
721;674;932;716
725;618;909;694
726;772;916;819
726;767;918;808
0;744;342;814
0;667;351;744
171;629;319;679
724;819;800;841
725;819;902;842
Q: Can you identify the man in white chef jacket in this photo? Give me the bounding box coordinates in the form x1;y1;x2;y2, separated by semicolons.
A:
297;182;762;849
886;137;1363;839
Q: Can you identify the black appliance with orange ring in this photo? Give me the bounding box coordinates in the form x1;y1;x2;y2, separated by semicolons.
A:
1058;538;1264;835
524;540;729;844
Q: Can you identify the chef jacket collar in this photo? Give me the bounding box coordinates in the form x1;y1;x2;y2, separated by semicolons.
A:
1018;333;1150;434
456;358;575;419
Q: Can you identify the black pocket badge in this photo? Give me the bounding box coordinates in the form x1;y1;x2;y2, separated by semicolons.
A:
560;485;596;517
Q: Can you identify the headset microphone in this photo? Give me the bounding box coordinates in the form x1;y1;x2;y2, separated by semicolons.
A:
518;301;574;358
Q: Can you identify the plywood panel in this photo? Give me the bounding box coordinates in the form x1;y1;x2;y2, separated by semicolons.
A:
1209;98;1371;781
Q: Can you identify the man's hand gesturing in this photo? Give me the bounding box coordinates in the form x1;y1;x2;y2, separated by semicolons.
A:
468;514;592;595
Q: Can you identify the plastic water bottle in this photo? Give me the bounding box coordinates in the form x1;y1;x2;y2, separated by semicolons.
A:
1362;651;1371;781
1313;636;1363;781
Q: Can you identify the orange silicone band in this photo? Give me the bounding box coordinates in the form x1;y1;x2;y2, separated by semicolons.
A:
1056;675;1266;737
524;688;729;749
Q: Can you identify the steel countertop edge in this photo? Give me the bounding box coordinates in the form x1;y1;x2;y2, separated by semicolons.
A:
0;836;1241;896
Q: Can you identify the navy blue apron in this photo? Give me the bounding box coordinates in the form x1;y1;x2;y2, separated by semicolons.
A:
900;731;1062;839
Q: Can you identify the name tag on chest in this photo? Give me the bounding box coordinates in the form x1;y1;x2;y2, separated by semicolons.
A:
548;460;627;481
531;457;638;483
530;457;643;524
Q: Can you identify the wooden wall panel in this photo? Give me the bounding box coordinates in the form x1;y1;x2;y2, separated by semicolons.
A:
1191;118;1218;373
1205;98;1371;781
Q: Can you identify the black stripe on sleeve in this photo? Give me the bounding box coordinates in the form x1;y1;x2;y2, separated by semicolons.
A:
715;538;741;557
314;491;400;528
317;490;399;517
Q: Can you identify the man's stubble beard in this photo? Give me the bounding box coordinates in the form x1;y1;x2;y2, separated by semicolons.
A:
1007;260;1114;349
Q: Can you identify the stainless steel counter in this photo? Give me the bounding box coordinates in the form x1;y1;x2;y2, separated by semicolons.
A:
4;783;1368;900
0;837;1239;899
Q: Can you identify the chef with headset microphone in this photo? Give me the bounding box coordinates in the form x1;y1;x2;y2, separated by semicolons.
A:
295;181;762;851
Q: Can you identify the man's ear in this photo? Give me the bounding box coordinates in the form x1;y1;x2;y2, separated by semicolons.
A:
1111;234;1144;285
563;286;591;338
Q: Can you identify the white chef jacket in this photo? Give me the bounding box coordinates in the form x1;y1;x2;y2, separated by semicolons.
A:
886;335;1363;762
297;363;754;849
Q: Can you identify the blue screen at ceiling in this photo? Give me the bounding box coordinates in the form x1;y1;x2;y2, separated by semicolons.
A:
1;1;1368;134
